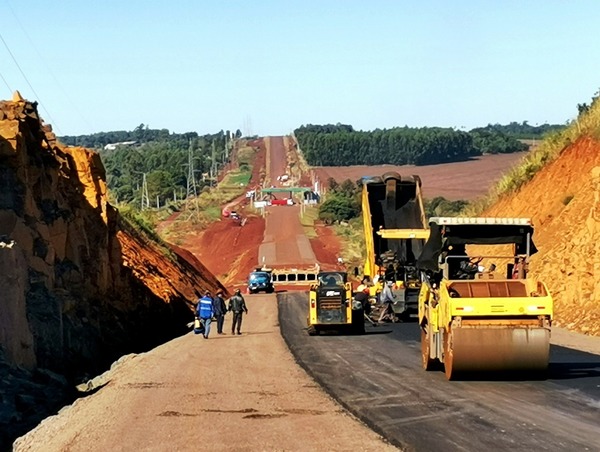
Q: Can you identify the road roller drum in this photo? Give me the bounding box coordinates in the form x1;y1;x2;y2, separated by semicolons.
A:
444;325;550;379
417;217;553;380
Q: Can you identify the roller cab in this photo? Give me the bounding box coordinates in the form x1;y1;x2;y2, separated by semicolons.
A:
417;217;553;380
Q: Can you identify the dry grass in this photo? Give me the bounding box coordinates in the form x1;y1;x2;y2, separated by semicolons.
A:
300;205;319;238
465;99;600;215
334;218;365;270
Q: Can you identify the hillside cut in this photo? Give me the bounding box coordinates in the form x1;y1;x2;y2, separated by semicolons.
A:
0;93;225;447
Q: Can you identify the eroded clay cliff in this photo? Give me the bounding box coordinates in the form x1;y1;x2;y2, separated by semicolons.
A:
0;93;227;445
484;136;600;336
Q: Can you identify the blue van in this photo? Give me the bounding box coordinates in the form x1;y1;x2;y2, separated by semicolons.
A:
248;271;274;294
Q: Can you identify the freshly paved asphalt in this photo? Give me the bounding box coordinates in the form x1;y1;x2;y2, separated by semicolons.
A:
279;291;600;452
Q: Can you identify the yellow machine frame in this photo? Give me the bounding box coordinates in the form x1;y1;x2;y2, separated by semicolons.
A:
307;272;364;335
418;217;553;379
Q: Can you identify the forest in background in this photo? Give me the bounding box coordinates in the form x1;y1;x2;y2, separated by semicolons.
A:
294;122;565;166
58;121;564;210
60;124;242;207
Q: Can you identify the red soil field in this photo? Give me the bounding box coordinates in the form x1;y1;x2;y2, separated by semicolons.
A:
313;152;527;201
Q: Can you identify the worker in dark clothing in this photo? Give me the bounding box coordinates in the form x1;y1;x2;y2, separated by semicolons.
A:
213;291;227;334
228;288;248;335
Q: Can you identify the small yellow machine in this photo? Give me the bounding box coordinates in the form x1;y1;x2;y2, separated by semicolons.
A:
417;217;553;379
307;271;365;335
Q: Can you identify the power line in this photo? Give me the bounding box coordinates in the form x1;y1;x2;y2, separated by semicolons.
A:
5;0;94;133
0;70;11;94
0;30;62;134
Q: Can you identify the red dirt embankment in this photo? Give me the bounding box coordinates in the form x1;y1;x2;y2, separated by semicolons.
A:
484;137;600;336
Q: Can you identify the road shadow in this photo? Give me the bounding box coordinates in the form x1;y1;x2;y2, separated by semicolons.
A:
452;344;600;382
548;362;600;379
363;328;394;335
548;344;600;381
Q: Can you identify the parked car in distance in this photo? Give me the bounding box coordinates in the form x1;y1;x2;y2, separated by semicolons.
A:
248;271;274;294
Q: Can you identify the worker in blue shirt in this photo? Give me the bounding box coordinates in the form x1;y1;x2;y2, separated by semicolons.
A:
197;291;214;339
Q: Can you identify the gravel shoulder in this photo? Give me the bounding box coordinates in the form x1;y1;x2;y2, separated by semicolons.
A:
550;326;600;355
14;294;397;452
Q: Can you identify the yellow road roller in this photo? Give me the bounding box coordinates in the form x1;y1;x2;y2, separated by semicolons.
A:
417;217;552;379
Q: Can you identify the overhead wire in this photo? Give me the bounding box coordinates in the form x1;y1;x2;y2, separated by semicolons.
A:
5;0;95;134
0;29;62;134
0;69;12;94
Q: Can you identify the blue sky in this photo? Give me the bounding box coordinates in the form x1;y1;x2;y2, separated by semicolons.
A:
1;0;599;136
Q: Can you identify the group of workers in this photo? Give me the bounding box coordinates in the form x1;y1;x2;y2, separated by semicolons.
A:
195;288;248;338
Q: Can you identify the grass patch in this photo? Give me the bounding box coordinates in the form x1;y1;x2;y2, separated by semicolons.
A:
224;170;252;187
237;146;255;166
118;205;176;262
203;205;222;222
300;205;319;238
333;217;365;271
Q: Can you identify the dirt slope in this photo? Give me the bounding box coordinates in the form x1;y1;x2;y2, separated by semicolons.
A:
0;94;226;448
484;136;600;335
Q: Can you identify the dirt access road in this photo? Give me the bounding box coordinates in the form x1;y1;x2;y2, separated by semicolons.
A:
259;136;317;267
14;137;394;451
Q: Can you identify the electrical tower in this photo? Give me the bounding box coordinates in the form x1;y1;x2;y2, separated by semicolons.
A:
186;140;198;198
133;171;151;210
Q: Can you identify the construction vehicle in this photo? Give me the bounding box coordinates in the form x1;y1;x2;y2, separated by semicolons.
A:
361;172;429;320
307;271;364;335
417;217;553;380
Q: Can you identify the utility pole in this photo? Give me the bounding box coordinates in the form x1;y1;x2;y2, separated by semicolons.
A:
185;139;198;198
210;140;217;185
181;139;203;219
141;173;150;210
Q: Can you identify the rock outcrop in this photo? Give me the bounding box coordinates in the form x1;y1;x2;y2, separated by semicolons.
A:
484;136;600;336
0;93;226;447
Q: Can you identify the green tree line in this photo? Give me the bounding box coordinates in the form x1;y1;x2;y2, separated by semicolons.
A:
60;126;238;207
60;123;242;149
294;122;565;167
470;121;565;140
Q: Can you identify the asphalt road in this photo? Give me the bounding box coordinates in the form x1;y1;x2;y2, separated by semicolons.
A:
278;291;600;452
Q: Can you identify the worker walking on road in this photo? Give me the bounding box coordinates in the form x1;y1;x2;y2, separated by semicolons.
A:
378;280;396;323
213;290;227;334
197;291;214;339
228;288;248;335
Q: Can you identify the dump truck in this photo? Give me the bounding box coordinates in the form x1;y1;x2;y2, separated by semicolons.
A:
307;271;364;335
417;217;553;380
361;172;429;320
